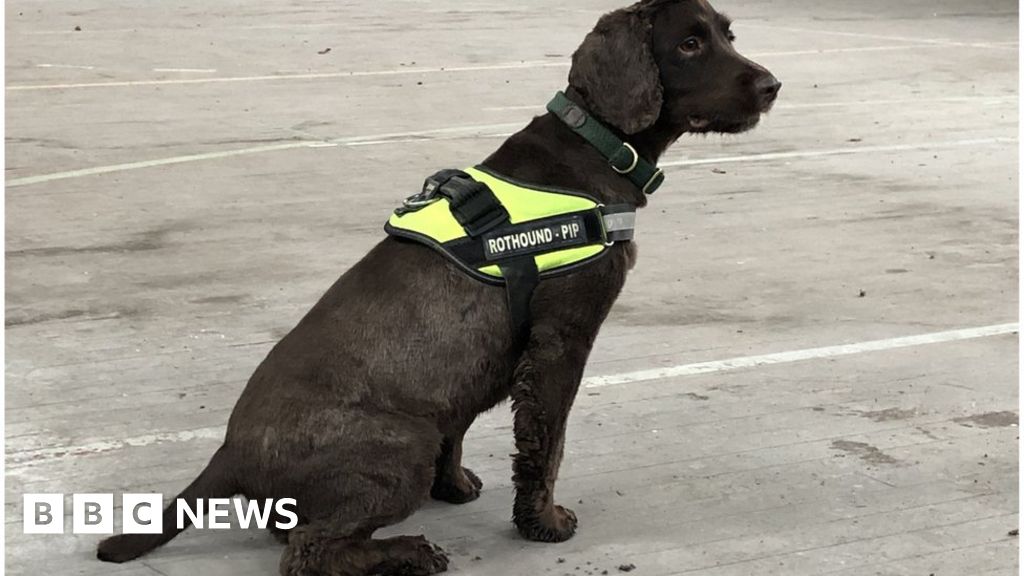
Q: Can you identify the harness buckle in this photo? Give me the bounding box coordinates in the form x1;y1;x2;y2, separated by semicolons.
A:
610;142;639;174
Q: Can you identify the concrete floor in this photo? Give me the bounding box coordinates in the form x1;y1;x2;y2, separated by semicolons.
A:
4;0;1019;574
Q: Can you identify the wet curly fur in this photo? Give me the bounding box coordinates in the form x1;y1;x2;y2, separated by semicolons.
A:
96;1;777;574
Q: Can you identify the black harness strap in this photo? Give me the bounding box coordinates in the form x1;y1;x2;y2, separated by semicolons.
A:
433;174;509;237
497;258;539;344
421;170;538;343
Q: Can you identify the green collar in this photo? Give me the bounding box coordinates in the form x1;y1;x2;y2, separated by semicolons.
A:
546;91;665;195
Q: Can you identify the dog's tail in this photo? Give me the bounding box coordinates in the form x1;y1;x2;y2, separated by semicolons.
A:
97;445;236;563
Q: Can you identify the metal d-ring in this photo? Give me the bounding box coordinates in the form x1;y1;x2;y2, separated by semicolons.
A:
611;143;639;174
402;194;440;209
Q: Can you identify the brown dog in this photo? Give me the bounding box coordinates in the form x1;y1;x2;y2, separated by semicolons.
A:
97;0;779;574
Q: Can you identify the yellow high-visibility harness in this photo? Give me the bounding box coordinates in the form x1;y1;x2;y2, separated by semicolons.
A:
386;166;635;284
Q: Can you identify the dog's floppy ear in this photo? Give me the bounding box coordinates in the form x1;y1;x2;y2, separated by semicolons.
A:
568;8;663;135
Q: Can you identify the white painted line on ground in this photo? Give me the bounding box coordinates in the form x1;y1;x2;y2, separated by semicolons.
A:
6;426;225;468
8;8;593;36
152;67;217;73
583;323;1018;388
484;104;543;112
6;43;966;92
344;138;436;147
753;44;957;57
743;23;1019;49
5;141;314;188
776;95;1017;110
6;60;568;91
486;94;1017;113
6;322;1016;468
6;122;523;188
9;134;1013;188
36;63;95;70
659;137;1016;168
335;122;520;144
345;132;514;146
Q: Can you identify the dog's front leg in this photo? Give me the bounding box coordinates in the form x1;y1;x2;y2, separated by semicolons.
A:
431;432;483;503
510;323;589;543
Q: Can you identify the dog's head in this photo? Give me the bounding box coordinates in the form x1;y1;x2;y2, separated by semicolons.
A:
568;0;780;136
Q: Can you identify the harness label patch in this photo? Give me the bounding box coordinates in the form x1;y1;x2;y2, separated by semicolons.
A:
482;215;588;261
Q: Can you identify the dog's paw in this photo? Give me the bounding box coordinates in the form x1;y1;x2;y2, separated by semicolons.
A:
412;539;449;575
515;504;578;543
431;467;482;504
381;536;449;576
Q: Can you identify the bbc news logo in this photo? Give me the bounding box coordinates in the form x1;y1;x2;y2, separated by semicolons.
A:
23;494;298;534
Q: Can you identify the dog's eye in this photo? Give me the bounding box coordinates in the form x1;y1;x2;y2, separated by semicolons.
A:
726;30;736;42
679;36;702;53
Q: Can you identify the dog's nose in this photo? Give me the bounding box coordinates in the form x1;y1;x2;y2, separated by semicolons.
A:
756;74;782;107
